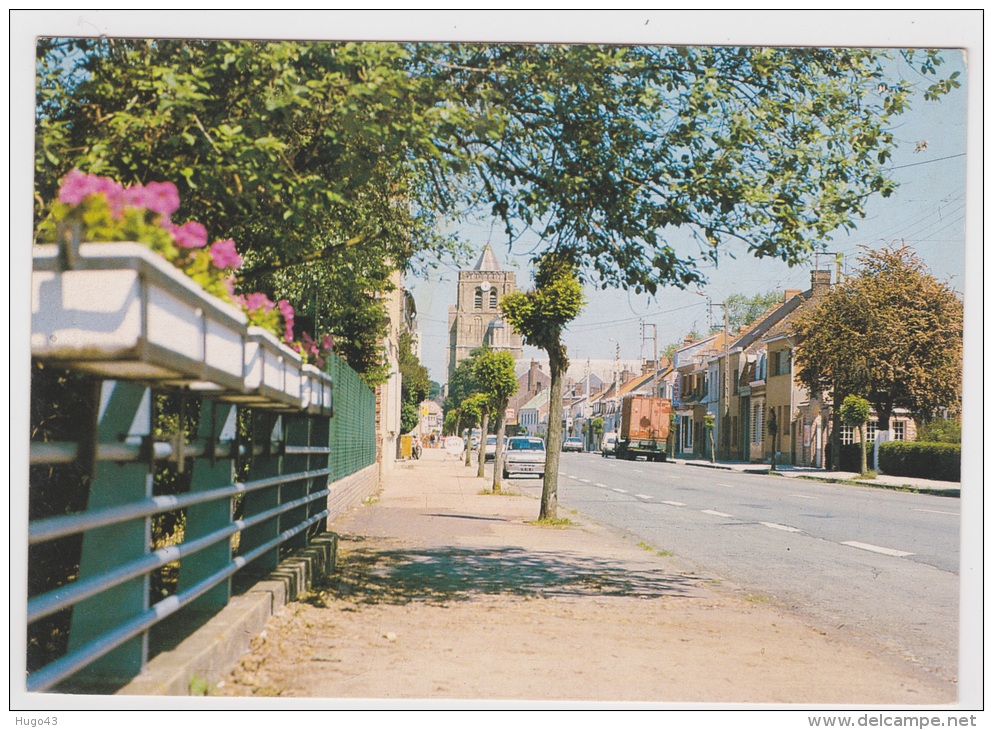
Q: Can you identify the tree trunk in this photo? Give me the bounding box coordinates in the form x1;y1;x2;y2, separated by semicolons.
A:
476;411;490;479
492;404;507;494
539;345;568;521
859;423;868;475
830;388;843;471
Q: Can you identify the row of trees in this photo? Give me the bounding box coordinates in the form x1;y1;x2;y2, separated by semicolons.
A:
35;39;961;513
442;346;518;494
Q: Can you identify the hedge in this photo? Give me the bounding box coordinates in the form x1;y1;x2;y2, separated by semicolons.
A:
878;441;961;482
825;442;874;472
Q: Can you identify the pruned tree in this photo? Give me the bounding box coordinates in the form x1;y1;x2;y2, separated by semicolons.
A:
840;394;872;476
501;253;586;520
472;349;519;492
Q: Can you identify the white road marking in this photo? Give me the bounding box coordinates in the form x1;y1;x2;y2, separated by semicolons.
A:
612;488;628;494
702;509;734;518
842;541;914;558
632;469;644;474
662;501;686;507
791;494;817;500
579;479;591;483
718;483;735;488
635;494;653;500
914;508;959;516
761;522;802;533
595;482;608;488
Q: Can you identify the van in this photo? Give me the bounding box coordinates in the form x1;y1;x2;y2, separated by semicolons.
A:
601;432;618;457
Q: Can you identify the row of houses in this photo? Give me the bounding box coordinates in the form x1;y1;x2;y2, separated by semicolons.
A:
502;269;916;466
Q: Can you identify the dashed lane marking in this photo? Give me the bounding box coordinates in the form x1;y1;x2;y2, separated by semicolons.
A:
612;488;629;494
718;483;736;488
841;541;914;558
635;494;653;500
761;522;802;533
791;494;817;500
595;482;608;488
701;509;734;518
579;479;591;483
914;508;959;516
662;500;686;507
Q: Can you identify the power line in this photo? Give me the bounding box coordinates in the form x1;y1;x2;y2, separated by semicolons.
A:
890;152;967;171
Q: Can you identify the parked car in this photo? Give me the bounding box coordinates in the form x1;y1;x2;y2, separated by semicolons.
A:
562;437;584;453
503;436;546;479
484;435;499;462
601;432;618;457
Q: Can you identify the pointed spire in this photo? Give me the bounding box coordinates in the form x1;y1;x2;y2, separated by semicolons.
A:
473;244;501;272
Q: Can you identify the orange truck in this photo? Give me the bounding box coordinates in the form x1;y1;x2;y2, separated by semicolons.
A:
616;395;672;462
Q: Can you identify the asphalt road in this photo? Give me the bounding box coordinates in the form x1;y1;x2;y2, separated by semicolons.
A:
510;452;961;683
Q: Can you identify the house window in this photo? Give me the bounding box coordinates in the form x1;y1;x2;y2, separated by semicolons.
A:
474;288;483;309
489;289;498;309
893;421;906;441
772;349;791;376
866;419;878;443
751;403;764;444
840;425;854;445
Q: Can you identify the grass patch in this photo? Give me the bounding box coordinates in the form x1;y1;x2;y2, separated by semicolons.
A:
479;488;518;496
744;594;770;604
857;470;878;480
637;541;674;557
529;517;575;528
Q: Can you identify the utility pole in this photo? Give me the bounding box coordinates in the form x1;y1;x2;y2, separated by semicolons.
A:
641;321;659;396
608;338;620;432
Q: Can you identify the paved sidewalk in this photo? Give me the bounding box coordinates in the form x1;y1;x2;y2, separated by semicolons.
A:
669;457;960;496
218;447;956;705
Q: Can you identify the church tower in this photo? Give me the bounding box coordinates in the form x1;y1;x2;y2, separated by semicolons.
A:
447;244;524;384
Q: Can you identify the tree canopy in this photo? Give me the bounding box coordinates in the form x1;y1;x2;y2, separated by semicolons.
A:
35;40;960;381
794;244;963;429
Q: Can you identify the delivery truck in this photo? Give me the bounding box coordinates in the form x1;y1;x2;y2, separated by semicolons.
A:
615;394;672;462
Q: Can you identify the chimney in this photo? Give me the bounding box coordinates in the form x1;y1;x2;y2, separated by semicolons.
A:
810;269;832;296
784;289;802;301
642;359;657;376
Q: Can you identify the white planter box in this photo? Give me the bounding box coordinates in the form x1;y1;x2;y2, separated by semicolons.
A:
31;242;329;413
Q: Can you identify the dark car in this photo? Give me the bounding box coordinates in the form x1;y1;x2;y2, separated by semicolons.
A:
562;437;584;453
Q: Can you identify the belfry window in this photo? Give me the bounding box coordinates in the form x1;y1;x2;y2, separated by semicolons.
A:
474;287;483;309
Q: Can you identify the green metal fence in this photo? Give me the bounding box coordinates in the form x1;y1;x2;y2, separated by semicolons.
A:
326;353;377;481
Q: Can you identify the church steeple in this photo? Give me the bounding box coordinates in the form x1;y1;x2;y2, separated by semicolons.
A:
472;244;501;272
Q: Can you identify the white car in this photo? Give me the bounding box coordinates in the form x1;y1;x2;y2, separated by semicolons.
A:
484;434;499;462
502;436;546;479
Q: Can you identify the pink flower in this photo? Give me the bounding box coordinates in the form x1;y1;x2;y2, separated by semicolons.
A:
277;299;295;344
143;181;180;217
58;169;92;205
209;238;242;270
234;292;275;313
58;169;123;206
320;334;334;352
222;275;237;296
169;221;208;249
122;184;149;210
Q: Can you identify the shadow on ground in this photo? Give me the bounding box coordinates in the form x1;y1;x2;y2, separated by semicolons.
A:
310;535;703;607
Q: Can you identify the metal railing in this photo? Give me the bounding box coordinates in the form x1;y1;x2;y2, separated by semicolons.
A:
26;380;337;693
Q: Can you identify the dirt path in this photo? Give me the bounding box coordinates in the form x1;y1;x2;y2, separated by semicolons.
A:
215;451;956;705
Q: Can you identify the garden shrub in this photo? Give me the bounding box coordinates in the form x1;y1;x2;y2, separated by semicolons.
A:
878;441;961;482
